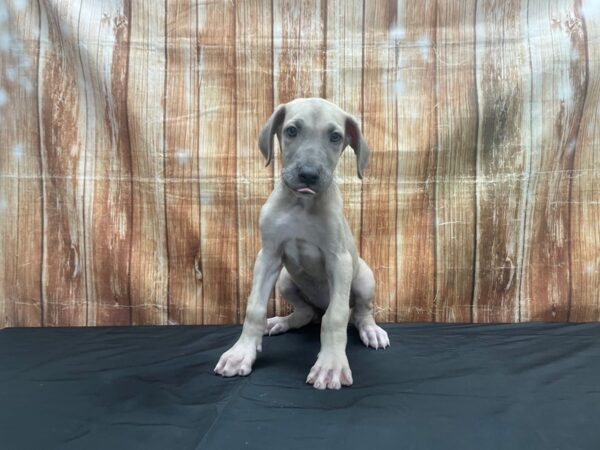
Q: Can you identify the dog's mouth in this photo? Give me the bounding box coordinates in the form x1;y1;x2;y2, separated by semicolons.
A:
296;187;316;195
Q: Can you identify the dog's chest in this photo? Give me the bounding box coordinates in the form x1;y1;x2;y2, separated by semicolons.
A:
271;206;323;242
282;239;326;281
272;209;328;280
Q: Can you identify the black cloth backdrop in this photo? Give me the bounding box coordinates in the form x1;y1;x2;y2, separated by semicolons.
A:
1;323;599;449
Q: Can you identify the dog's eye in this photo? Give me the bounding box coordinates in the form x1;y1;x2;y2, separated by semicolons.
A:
285;126;298;138
330;132;342;143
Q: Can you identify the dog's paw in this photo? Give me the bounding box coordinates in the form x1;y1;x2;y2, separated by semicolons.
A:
306;351;353;390
214;342;257;377
358;324;390;350
264;316;290;336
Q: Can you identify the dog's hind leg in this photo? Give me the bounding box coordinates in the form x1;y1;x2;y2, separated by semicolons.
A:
264;268;316;335
350;258;390;349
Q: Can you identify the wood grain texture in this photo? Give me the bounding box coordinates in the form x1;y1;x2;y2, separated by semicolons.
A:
197;0;238;324
0;3;12;328
127;0;168;325
39;0;88;326
521;0;588;321
235;0;274;322
325;0;363;245
362;1;398;322
273;0;326;103
164;0;201;325
79;0;133;326
569;0;599;321
395;0;437;321
0;0;42;327
1;0;600;327
473;0;530;322
434;0;478;322
272;0;325;317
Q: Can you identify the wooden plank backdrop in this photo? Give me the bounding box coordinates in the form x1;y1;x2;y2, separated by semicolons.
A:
0;0;599;327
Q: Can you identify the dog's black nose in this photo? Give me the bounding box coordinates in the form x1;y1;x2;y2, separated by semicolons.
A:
298;166;320;185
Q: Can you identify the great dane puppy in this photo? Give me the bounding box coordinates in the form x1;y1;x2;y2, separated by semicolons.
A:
214;98;389;390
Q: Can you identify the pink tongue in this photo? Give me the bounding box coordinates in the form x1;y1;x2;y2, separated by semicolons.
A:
297;187;316;195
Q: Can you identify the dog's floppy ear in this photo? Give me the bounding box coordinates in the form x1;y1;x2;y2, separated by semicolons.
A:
345;115;370;179
258;104;286;167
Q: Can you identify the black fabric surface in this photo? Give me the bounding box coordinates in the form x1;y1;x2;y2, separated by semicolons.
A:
1;323;599;450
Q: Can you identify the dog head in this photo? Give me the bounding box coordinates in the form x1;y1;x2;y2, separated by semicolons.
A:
258;98;370;197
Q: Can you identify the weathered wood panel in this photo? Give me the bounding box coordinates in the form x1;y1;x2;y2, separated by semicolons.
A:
0;2;13;328
79;0;133;326
197;0;238;324
521;0;588;321
39;0;88;326
164;0;201;325
236;0;274;322
1;0;600;327
127;0;168;324
570;0;600;321
394;0;437;322
0;0;42;327
473;0;530;322
434;0;478;322
362;1;398;322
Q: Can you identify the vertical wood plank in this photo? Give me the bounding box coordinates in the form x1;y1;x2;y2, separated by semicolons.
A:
434;0;478;322
78;1;133;326
569;0;598;321
197;1;238;324
362;1;398;322
127;0;168;325
273;0;325;317
273;0;326;103
521;0;587;321
325;0;363;244
472;0;530;322
0;0;43;327
395;0;437;321
0;1;12;327
38;0;88;326
164;1;201;325
236;0;273;323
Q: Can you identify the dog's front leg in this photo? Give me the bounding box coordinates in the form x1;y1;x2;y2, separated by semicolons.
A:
306;251;353;390
214;249;281;377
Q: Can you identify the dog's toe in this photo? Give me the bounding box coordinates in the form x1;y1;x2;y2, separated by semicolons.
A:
264;316;290;336
378;330;390;349
359;324;390;350
306;352;352;390
214;343;257;377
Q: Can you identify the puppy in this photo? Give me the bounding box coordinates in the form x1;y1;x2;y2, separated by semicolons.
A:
214;98;389;390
